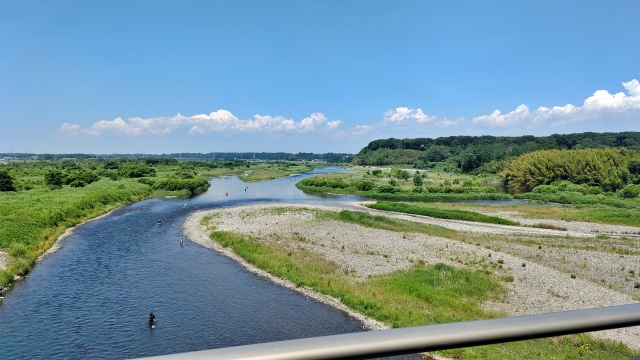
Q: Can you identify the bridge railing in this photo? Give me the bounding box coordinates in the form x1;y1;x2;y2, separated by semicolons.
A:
143;303;640;360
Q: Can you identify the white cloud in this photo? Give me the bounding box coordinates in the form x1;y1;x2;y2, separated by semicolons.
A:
383;107;435;124
473;79;640;127
623;79;640;96
58;110;343;136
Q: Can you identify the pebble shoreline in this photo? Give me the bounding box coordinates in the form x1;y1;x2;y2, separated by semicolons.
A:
185;201;640;350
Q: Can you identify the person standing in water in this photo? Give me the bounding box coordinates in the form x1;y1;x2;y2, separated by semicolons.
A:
180;239;184;247
149;312;155;325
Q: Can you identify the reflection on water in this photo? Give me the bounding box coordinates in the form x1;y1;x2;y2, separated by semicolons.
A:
0;167;417;360
491;184;526;195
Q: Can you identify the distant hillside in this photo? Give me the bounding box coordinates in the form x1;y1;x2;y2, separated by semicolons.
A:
353;132;640;173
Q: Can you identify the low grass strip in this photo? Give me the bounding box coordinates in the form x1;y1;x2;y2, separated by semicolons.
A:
208;230;637;359
366;201;519;226
317;210;458;239
531;223;567;231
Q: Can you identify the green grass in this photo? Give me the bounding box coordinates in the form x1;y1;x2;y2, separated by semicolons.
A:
0;178;152;285
200;162;315;182
515;191;640;209
433;201;640;227
296;182;513;202
318;209;458;238
208;229;638;359
362;191;513;202
366;201;519;226
210;230;503;326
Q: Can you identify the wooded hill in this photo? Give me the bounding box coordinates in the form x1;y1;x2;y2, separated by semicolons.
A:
353;132;640;173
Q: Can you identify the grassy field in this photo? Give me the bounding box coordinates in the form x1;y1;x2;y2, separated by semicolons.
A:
207;226;638;359
366;201;519;226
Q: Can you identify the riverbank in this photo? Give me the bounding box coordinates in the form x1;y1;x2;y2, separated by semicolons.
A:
186;202;640;358
182;210;388;331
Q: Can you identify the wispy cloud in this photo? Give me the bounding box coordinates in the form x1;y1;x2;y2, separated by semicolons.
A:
58;111;343;137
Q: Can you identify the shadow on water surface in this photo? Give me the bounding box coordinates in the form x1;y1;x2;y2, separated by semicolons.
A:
0;167;418;360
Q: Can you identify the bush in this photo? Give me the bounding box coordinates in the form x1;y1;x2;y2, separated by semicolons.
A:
152;177;210;196
44;170;66;188
66;170;99;188
620;184;640;199
396;169;410;180
103;160;120;170
377;184;400;193
138;177;157;186
298;177;349;189
118;163;156;178
413;173;423;186
352;180;375;191
532;185;558;194
0;170;15;191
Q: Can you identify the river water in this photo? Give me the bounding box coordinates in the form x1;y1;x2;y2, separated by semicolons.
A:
0;168;419;359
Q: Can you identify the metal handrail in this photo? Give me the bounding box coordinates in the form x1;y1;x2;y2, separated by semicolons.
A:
142;303;640;360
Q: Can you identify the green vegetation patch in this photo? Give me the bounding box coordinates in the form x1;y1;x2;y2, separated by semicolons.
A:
318;210;457;238
367;201;519;226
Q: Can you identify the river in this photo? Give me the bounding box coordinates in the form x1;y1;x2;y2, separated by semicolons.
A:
0;168;419;359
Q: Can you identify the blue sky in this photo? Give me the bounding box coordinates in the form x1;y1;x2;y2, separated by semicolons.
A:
1;0;639;154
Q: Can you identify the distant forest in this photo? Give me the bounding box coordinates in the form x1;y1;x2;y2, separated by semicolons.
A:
1;152;355;163
353;132;640;173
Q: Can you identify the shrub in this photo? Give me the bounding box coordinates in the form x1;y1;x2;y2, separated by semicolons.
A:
377;185;400;193
118;163;156;178
103;160;120;170
413;173;423;186
532;185;558;194
298;177;349;189
138;177;157;186
44;170;66;188
0;170;15;191
396;169;410;180
153;177;210;196
351;180;375;191
66;170;99;188
620;184;640;199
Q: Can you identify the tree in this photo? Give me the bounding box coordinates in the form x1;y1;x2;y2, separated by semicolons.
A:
45;170;66;188
629;160;640;175
413;173;423;186
0;170;15;191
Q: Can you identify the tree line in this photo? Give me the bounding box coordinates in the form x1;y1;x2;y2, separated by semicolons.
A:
353;132;640;173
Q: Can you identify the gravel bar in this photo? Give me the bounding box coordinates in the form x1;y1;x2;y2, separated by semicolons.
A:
185;201;640;350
